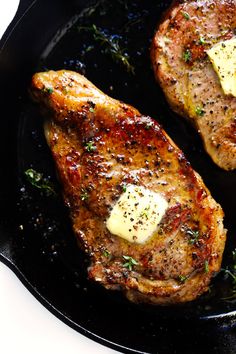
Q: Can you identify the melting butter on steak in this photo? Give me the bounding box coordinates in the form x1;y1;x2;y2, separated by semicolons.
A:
151;0;236;170
31;70;226;305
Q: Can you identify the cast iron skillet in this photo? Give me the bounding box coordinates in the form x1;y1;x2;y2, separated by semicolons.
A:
0;0;236;353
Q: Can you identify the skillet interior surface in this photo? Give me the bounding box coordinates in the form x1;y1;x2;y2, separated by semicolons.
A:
0;0;236;353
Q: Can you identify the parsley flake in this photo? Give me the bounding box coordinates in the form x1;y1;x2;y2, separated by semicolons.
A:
85;141;96;152
178;275;187;283
145;121;154;130
103;250;110;258
140;205;150;220
186;228;200;245
80;188;89;201
199;36;206;45
182;12;190;20
43;87;54;94
204;260;209;273
183;49;192;63
195;106;205;116
123;255;138;271
122;185;127;193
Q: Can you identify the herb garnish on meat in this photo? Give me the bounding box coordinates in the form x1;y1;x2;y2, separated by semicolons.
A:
123;255;138;271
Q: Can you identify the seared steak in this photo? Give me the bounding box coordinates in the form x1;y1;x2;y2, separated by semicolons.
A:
31;70;226;305
151;0;236;170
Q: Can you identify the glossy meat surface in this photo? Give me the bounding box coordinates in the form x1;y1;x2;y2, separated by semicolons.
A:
151;0;236;170
31;70;226;304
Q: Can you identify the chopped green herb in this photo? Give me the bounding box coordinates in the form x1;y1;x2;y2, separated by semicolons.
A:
195;106;205;116
182;11;190;20
103;250;110;258
186;228;200;245
183;49;192;63
204;260;209;273
78;24;134;74
199;36;206;45
145;121;154;130
24;169;56;196
178;275;187;283
85;141;96;152
80;188;89;201
123;255;138;271
87;101;96;113
140;205;150;220
43;87;53;94
122;185;127;193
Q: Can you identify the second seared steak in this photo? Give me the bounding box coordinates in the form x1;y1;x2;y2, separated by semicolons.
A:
31;70;226;305
151;0;236;170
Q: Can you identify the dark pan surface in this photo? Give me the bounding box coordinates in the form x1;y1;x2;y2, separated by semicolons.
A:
0;0;236;353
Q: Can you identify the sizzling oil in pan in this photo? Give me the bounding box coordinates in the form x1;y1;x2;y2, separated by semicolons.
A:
17;0;236;351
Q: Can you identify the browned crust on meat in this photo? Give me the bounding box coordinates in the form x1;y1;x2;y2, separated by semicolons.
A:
151;0;236;170
31;70;226;304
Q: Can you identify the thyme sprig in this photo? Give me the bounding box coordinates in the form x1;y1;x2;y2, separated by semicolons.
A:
221;269;236;300
221;250;236;300
79;0;106;19
24;169;56;196
79;24;134;74
123;255;138;271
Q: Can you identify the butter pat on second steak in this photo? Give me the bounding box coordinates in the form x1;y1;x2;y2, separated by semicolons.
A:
207;37;236;98
151;0;236;170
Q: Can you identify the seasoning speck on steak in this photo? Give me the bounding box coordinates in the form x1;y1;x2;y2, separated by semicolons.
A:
151;0;236;170
31;70;226;305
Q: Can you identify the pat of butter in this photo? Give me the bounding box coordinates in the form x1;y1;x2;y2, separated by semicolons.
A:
106;184;168;244
207;37;236;97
